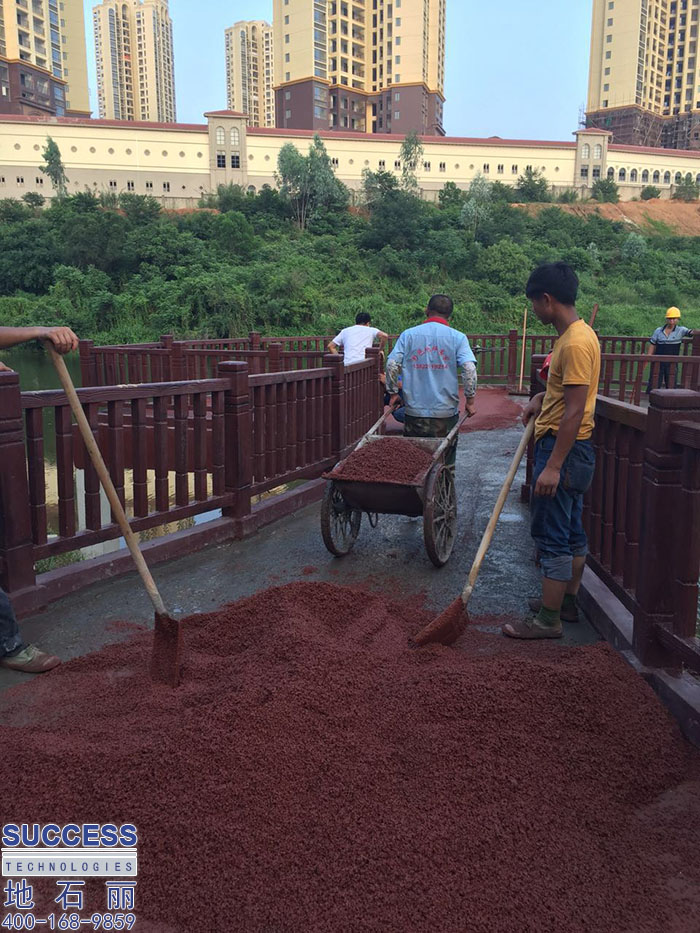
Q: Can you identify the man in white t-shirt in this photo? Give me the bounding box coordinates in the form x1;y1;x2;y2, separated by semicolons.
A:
328;313;388;367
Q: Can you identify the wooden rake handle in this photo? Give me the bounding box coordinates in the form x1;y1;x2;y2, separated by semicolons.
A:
461;417;535;607
46;343;168;617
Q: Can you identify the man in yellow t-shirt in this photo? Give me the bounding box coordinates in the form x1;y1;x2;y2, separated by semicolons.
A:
502;263;601;640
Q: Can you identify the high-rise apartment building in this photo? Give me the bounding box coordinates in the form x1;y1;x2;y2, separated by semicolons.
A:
0;0;90;117
93;0;176;123
587;0;700;149
272;0;446;136
225;20;275;128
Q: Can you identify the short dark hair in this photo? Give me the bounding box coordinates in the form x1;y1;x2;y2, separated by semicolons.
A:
356;312;372;325
427;294;454;318
525;263;579;305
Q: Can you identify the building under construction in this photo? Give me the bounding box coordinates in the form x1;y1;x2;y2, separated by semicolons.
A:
587;0;700;150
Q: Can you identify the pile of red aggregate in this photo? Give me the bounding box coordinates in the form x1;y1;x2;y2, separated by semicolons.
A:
0;581;699;932
331;437;434;485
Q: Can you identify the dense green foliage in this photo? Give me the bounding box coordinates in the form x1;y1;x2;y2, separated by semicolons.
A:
1;160;699;344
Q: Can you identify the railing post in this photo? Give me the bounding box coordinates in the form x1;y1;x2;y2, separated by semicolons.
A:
520;354;545;502
268;342;282;374
171;341;187;382
160;334;174;350
219;361;252;523
634;389;700;669
365;347;384;419
0;373;36;598
78;339;95;387
507;328;518;392
249;331;261;351
692;332;700;356
325;353;345;460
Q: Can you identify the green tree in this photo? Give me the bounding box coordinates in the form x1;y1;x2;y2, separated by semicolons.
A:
399;130;424;193
438;181;466;209
672;175;700;201
22;192;46;210
361;169;399;208
515;167;552;202
591;177;620;203
118;193;162;223
276;135;348;230
557;189;578;203
640;185;661;200
621;232;647;261
40;136;68;197
459;173;493;240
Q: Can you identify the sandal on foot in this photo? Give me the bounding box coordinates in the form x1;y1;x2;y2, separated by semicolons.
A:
502;616;563;640
0;644;61;673
527;597;580;624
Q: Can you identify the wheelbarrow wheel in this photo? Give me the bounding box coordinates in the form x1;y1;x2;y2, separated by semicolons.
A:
321;482;362;557
423;463;457;568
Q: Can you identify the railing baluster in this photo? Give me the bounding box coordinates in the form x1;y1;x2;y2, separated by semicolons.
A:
25;408;47;545
131;397;149;518
153;395;170;513
193;393;208;501
174;393;189;507
55;405;76;539
83;402;102;530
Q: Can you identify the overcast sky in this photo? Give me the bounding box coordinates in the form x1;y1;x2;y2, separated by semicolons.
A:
82;0;593;141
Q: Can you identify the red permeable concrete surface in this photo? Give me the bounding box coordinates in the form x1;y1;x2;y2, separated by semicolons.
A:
460;387;525;434
331;437;435;485
0;582;699;932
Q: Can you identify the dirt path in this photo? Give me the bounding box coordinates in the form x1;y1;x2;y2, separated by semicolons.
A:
518;199;700;236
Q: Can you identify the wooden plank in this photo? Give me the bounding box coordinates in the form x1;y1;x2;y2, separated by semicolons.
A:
21;379;229;409
654;625;700;673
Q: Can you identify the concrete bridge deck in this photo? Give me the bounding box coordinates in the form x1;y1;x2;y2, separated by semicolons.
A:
0;418;600;691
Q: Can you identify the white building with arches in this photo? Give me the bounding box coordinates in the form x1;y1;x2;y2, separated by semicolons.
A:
3;112;700;206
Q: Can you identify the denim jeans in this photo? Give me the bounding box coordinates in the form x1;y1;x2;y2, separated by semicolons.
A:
0;587;23;657
530;435;596;582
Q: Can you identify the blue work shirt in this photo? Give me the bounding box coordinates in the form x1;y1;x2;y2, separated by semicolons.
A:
649;324;693;356
387;318;476;418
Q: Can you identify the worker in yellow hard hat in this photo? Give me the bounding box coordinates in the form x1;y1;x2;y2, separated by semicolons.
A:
646;307;694;392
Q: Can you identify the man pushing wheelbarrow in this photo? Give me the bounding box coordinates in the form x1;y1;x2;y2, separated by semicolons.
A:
385;295;478;467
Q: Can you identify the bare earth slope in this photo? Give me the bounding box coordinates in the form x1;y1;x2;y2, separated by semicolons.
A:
517;199;700;236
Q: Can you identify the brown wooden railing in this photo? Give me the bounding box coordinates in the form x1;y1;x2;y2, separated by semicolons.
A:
523;355;700;677
0;352;381;616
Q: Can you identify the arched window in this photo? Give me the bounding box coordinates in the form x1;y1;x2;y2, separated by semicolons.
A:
216;126;225;146
675;172;683;183
653;170;661;183
696;173;700;184
581;143;591;159
664;171;671;184
247;185;256;194
607;167;615;179
686;172;693;183
231;127;240;147
642;169;649;183
618;168;626;181
593;144;602;160
630;169;638;182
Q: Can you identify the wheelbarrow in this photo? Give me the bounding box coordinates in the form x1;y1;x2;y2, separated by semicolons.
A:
320;411;466;567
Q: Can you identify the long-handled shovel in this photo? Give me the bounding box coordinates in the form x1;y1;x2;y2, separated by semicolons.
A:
46;344;182;686
412;418;535;647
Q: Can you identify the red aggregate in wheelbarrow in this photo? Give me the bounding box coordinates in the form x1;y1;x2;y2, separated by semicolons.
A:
330;437;434;485
0;581;699;932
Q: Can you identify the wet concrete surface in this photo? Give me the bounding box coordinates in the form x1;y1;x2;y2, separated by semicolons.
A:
1;422;601;691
